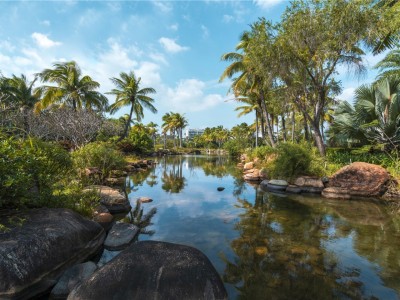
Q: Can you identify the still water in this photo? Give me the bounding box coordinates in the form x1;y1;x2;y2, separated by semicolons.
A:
125;155;400;300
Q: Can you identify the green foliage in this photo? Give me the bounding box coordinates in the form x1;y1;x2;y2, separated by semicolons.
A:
223;139;244;157
250;146;275;160
268;143;325;181
0;135;72;208
72;142;126;183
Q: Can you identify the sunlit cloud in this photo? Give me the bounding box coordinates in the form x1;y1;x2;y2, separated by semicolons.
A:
253;0;285;9
201;25;209;39
31;32;61;48
159;37;189;53
152;1;173;13
165;79;225;112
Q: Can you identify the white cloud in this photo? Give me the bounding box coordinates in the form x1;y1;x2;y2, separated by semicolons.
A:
169;23;179;31
338;87;355;102
201;25;209;39
135;61;162;87
40;20;50;26
0;40;15;52
78;9;101;27
165;79;224;112
253;0;285;9
222;14;234;23
31;32;62;48
149;52;168;65
152;1;172;13
159;37;189;53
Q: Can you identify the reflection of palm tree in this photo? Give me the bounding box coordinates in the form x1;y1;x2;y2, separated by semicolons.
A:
161;156;186;193
123;200;157;236
222;194;364;299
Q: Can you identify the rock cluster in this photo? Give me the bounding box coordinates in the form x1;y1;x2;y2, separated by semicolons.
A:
0;208;105;300
239;158;396;200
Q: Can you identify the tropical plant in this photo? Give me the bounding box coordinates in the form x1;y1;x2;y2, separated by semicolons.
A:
107;71;157;141
0;134;72;208
328;77;400;150
375;48;400;81
35;61;108;112
72;142;126;183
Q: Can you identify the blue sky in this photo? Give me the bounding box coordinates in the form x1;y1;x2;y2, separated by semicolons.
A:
0;0;387;129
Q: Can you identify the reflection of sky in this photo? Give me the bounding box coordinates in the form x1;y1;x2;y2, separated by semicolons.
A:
127;156;246;277
126;156;400;299
324;233;399;300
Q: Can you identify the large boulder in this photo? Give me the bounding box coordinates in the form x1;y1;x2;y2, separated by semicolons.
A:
85;185;131;214
322;162;391;199
0;208;105;300
243;162;254;170
68;241;228;300
243;169;261;181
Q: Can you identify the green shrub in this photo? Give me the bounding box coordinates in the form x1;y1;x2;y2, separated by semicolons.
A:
0;135;72;208
251;145;275;160
72;142;126;183
269;142;325;181
223;139;243;157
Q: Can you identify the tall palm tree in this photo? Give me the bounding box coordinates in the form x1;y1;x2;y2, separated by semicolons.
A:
35;61;108;112
172;112;188;148
108;71;157;141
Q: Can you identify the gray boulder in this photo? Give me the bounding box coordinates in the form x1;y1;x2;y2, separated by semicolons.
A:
68;241;228;300
104;223;139;251
50;262;97;300
0;208;105;300
84;185;131;214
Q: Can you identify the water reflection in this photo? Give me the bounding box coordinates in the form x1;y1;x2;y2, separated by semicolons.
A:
127;155;400;299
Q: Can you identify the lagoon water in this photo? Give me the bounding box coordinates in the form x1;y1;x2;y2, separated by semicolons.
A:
126;155;400;299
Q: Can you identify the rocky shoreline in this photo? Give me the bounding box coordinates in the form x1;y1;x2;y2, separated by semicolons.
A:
239;157;400;201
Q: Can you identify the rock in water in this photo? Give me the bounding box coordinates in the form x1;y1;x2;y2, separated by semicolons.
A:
0;208;105;300
217;187;225;191
322;162;391;199
50;262;97;299
104;223;139;251
68;241;228;300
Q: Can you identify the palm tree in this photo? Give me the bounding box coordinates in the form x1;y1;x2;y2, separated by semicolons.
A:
0;74;40;134
172;112;188;148
328;78;400;150
35;61;108;112
146;122;158;148
375;49;400;81
107;71;157;141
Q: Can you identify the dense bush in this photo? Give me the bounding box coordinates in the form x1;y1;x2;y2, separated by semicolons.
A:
249;145;275;160
267;143;325;181
72;142;126;183
0;135;72;208
223;139;245;157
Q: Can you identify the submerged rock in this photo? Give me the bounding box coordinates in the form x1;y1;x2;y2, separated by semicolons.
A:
267;179;288;192
0;208;105;300
217;187;225;191
104;223;139;251
294;176;324;193
68;241;228;300
50;262;97;300
138;196;153;203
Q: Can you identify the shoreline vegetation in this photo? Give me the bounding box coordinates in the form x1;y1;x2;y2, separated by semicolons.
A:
1;0;400;298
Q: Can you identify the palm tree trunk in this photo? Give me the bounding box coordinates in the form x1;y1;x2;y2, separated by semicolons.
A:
282;114;287;142
119;103;134;142
259;93;276;147
291;110;295;142
311;120;326;156
255;112;259;148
